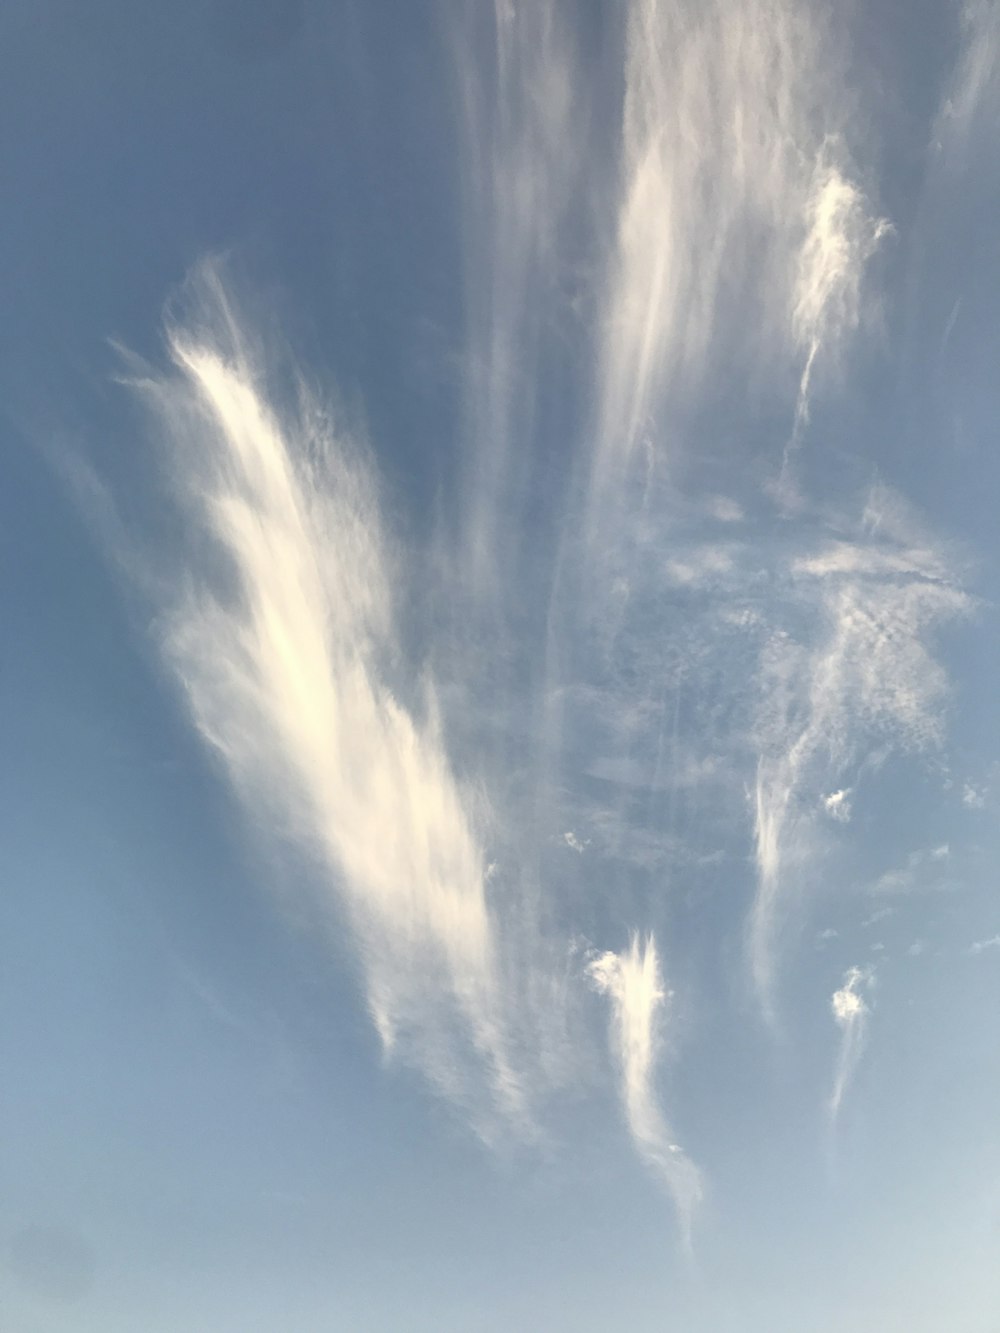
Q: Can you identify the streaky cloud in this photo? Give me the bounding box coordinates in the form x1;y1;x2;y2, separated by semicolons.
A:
451;0;582;598
588;933;702;1245
934;0;1000;165
749;487;969;1009
788;146;890;454
124;262;527;1138
591;0;885;507
829;964;874;1121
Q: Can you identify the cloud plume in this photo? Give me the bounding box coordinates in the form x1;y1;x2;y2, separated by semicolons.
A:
588;934;702;1244
125;263;525;1135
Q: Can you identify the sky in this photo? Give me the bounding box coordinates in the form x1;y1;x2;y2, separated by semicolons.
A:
2;1;1000;1329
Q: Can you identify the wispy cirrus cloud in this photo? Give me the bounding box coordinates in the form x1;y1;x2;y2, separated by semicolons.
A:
787;148;890;454
588;934;702;1246
822;788;852;822
450;0;582;597
933;0;999;165
448;0;929;1084
749;490;969;1007
590;0;887;507
123;263;527;1138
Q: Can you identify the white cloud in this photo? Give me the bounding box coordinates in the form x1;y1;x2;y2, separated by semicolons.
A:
448;4;953;1042
792;540;952;582
588;0;887;512
822;788;852;822
451;0;581;596
78;3;983;1244
122;263;528;1137
969;935;1000;955
830;965;874;1121
749;492;968;1006
588;934;702;1245
962;782;987;809
788;148;891;449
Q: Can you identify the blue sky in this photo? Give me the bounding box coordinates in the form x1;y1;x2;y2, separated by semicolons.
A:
3;2;1000;1329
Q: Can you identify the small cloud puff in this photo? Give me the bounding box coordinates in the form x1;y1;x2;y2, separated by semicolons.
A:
831;966;871;1025
563;830;589;853
822;788;852;822
962;782;987;809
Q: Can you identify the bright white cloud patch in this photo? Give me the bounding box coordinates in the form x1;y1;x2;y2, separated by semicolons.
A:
588;934;702;1244
789;150;890;448
822;789;852;822
124;264;526;1136
452;0;581;594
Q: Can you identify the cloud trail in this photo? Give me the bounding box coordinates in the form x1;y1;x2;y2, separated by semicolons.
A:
451;0;581;598
829;965;874;1121
588;934;702;1245
126;263;525;1136
933;0;999;166
789;149;890;450
590;0;885;508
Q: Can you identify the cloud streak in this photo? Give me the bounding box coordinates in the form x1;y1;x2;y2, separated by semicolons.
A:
591;0;886;508
788;148;890;452
588;934;702;1245
125;263;525;1136
829;965;874;1121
